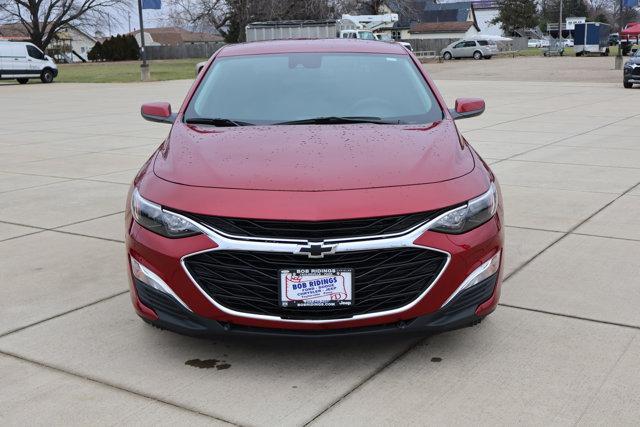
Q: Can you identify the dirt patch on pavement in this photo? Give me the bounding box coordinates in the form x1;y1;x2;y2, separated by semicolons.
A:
423;55;621;83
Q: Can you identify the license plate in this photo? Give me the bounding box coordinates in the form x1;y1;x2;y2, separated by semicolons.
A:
280;268;353;308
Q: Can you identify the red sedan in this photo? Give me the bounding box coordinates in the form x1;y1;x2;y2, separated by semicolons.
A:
126;39;503;337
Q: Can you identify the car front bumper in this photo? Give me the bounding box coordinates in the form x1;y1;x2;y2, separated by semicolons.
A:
126;209;504;337
133;273;499;338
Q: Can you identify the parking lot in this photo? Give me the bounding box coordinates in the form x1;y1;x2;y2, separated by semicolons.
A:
1;58;640;425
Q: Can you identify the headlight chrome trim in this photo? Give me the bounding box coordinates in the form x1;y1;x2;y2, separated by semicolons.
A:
131;188;201;238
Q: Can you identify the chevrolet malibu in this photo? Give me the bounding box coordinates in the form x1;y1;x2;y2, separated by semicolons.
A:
127;39;503;337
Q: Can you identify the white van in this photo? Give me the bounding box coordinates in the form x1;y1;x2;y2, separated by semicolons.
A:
0;41;58;84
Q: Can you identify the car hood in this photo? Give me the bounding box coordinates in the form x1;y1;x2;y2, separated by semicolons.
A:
626;57;640;66
153;120;474;192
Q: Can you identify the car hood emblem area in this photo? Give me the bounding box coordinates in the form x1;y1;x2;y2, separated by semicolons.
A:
295;242;337;258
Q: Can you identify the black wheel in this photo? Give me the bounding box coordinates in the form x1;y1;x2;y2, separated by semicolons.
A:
40;68;54;84
624;80;633;89
443;52;452;60
17;78;29;84
473;51;483;60
484;56;492;60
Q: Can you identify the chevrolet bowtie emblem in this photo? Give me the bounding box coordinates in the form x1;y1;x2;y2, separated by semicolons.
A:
296;242;337;258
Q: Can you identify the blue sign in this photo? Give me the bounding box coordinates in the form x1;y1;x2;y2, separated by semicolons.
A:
623;0;638;7
142;0;161;9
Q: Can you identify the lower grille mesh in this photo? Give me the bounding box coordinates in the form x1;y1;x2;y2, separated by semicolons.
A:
184;248;448;320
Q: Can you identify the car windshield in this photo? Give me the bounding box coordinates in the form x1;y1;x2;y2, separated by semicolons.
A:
185;53;443;126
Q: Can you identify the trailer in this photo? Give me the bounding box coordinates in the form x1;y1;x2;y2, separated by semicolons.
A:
246;20;347;42
245;14;399;43
574;22;610;56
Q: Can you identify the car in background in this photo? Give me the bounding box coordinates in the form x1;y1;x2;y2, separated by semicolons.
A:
528;39;542;48
609;33;619;46
0;41;58;84
563;38;574;47
441;39;498;60
130;39;503;337
623;48;640;88
539;38;550;48
374;33;413;51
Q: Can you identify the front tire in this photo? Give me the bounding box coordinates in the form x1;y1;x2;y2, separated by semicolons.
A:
624;80;633;89
40;69;54;84
473;51;483;60
17;78;29;84
484;56;492;60
443;52;452;60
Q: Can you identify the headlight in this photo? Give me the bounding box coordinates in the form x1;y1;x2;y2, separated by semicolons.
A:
430;183;498;234
131;188;201;238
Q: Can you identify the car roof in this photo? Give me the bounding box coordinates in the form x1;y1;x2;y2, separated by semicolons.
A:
217;39;408;57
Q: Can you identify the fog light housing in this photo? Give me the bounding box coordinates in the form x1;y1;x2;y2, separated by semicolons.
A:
130;257;191;311
441;250;501;308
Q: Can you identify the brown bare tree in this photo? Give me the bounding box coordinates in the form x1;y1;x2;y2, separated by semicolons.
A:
0;0;127;49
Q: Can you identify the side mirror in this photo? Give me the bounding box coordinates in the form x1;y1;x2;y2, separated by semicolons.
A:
449;98;485;120
141;102;176;124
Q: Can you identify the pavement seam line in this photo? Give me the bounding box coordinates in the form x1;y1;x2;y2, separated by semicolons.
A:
484;111;640;168
505;224;640;244
503;178;640;283
573;334;637;425
0;178;75;195
0;351;240;427
0;290;130;339
505;158;640;170
48;229;125;244
499;183;620;195
302;338;425;426
497;304;640;331
0;210;124;236
0;169;134;181
0;229;47;243
50;210;125;229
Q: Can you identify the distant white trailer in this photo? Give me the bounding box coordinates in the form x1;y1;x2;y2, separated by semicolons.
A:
245;20;358;42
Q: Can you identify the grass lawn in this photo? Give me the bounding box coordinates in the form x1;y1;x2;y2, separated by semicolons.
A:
56;58;207;83
517;46;619;57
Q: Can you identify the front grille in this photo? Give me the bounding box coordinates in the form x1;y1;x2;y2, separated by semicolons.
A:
185;210;445;240
633;67;640;76
184;248;448;320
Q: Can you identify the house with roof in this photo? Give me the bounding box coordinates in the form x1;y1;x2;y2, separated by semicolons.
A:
442;0;502;36
0;23;96;62
130;27;223;47
379;0;482;40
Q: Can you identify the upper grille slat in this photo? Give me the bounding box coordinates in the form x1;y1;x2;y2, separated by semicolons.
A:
184;248;448;320
185;210;445;241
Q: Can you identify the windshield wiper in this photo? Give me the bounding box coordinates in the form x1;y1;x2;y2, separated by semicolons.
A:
185;117;254;127
274;116;402;125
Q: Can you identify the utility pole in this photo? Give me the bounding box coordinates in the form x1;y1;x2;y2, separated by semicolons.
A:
137;0;150;81
615;0;623;69
558;0;563;46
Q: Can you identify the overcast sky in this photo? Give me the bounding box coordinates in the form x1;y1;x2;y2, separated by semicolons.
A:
103;4;168;36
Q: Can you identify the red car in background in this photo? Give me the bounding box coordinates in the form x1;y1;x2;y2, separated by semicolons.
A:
126;39;503;337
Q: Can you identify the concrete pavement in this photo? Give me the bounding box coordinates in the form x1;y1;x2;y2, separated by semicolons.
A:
0;77;639;426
